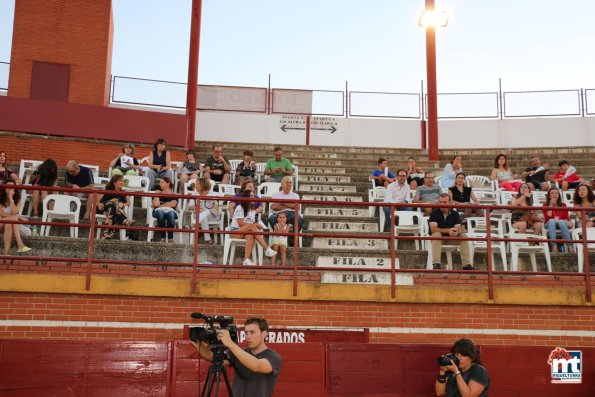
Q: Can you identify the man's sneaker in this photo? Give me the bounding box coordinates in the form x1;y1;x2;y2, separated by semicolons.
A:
432;263;442;270
243;258;255;266
265;247;277;257
18;246;32;254
463;264;476;270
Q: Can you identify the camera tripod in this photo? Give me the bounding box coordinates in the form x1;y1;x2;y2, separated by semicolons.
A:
201;345;233;397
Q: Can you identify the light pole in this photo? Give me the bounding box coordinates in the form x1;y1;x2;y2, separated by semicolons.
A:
419;1;449;161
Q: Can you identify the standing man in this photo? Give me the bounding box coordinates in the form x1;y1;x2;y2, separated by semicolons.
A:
521;155;550;192
370;157;396;187
429;193;472;270
204;144;231;184
268;176;303;231
382;169;410;232
264;147;294;183
192;317;282;397
64;160;95;220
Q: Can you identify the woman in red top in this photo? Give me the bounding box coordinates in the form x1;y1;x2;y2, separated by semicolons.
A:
542;188;573;254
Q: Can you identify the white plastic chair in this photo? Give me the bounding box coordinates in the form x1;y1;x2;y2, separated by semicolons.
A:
499;191;516;206
292;165;299;190
258;182;281;198
368;186;386;217
531;191;547;206
468;232;508;271
40;194;81;238
465;175;492;191
573;227;595;273
228;159;242;184
183;194;224;245
255;162;266;184
146;207;183;243
18;159;43;184
222;227;262;265
394;210;421;250
510;233;552;272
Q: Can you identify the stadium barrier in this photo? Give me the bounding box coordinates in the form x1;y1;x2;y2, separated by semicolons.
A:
0;183;592;303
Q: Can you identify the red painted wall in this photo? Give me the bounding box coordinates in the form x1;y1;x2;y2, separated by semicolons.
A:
0;340;592;396
0;97;187;147
9;0;113;105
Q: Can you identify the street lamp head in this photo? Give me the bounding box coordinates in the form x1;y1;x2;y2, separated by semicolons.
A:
419;10;450;27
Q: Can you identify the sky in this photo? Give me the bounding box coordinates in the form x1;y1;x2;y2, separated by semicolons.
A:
2;0;595;94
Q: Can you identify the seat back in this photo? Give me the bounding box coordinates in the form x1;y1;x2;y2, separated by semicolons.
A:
18;159;44;182
258;182;281;198
531;191;547;206
123;175;151;191
395;210;419;226
218;184;240;196
499;191;516;206
44;194;81;214
465;175;491;190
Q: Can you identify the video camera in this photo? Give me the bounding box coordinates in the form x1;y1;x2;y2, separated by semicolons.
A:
437;352;460;368
189;312;239;345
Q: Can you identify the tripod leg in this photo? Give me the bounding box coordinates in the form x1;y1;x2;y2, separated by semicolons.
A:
222;367;234;397
201;369;215;397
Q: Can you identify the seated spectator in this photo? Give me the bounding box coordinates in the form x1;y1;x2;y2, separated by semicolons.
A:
152;177;178;242
109;143;141;176
230;190;277;265
429;193;472;270
264;147;293;183
204;144;231;184
0;151;20;184
521;155;550;192
268;176;303;232
64;160;95;220
370;157;395;187
382;170;410;232
542;188;573;254
30;159;58;218
413;171;441;215
235;150;257;186
187;177;220;244
448;172;482;221
146;138;175;190
490;153;522;192
96;175;134;239
0;181;31;255
591;178;595;192
270;211;289;266
441;155;462;189
178;150;203;188
572;184;595;227
405;156;424;190
510;183;543;235
227;179;263;220
552;160;583;191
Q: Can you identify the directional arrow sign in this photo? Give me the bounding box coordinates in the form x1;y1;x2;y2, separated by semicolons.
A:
281;124;337;133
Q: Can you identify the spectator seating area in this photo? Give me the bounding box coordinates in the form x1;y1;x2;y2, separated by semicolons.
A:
2;141;594;272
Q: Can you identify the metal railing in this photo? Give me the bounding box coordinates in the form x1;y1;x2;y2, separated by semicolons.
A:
109;74;595;119
1;183;592;303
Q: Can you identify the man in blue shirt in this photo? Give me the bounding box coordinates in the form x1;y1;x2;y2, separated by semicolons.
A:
64;160;95;220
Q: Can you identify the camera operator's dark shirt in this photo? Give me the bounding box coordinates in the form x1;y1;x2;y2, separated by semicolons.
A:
445;363;489;397
228;347;282;397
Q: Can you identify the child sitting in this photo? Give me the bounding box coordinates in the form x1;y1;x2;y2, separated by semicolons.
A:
271;212;289;265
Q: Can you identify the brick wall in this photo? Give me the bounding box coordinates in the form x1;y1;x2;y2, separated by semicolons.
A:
1;292;593;347
8;0;113;105
1;133;187;171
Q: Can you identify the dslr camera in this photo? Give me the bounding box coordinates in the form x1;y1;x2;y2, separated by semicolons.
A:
437;353;460;367
189;312;239;345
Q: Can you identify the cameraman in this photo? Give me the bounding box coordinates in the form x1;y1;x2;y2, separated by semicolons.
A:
435;338;489;397
191;317;282;397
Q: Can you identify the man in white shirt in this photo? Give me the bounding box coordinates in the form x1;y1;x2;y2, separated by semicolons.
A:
382;169;411;232
268;176;303;231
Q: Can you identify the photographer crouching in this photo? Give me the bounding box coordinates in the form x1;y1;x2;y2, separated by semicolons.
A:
435;338;490;397
190;315;282;397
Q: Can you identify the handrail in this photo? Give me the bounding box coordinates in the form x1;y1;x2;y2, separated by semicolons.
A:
0;183;592;302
